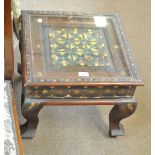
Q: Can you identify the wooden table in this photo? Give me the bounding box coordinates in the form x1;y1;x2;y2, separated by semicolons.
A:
20;11;143;138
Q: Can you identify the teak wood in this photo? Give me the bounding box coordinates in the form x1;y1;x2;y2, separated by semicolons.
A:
20;11;143;138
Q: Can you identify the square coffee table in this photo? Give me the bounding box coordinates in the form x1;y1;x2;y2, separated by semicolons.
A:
20;11;143;138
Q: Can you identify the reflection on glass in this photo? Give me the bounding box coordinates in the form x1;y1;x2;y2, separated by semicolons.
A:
26;13;133;81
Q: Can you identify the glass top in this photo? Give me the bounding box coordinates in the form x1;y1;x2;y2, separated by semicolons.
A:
22;11;142;84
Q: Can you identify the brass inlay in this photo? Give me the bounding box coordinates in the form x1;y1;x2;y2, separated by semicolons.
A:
114;45;119;49
80;62;85;66
74;89;80;94
37;72;42;77
60;60;68;66
126;95;130;97
94;62;99;66
88;90;95;94
127;103;134;111
65;94;72;98
104;53;108;57
104;89;112;94
37;44;40;48
48;27;111;67
51;55;58;61
50;43;57;48
42;89;48;95
27;102;36;110
101;43;105;47
49;33;55;38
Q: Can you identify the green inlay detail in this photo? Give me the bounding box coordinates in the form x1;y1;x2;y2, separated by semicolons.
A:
49;27;111;67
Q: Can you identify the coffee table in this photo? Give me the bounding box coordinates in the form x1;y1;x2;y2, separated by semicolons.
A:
20;11;143;138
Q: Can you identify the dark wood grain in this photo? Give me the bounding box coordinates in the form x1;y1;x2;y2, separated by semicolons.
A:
20;98;136;138
21;11;144;86
20;101;43;138
109;102;137;137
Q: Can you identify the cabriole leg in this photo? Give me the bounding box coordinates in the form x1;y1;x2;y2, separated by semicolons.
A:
109;102;137;138
20;101;43;138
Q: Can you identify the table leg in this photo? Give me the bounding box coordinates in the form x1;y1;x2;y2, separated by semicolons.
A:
109;101;137;138
20;101;43;138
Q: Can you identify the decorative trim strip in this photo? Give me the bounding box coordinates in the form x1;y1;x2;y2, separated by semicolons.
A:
25;85;135;99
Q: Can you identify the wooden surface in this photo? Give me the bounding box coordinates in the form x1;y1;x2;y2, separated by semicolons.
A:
15;0;149;154
21;11;143;86
24;97;136;106
20;11;143;138
11;86;24;155
4;0;14;80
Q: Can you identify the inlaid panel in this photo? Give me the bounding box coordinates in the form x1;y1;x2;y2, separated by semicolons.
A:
48;27;112;67
25;85;136;99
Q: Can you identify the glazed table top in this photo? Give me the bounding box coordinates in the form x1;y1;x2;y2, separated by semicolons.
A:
21;11;143;86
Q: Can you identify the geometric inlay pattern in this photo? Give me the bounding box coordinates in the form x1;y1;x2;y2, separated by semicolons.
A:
49;27;112;67
26;85;135;99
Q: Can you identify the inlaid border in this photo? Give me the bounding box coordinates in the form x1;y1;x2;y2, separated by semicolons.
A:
21;11;143;85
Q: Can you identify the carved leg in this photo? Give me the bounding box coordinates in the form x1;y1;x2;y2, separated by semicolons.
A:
20;101;43;138
109;102;137;138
